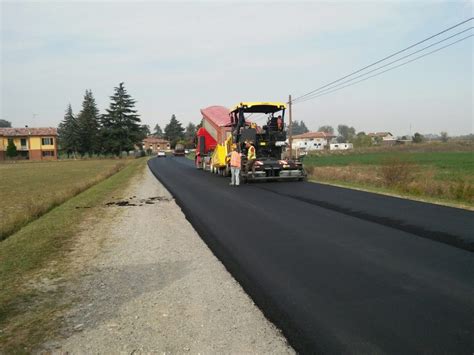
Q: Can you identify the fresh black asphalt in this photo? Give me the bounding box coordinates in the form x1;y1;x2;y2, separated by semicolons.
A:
148;156;474;354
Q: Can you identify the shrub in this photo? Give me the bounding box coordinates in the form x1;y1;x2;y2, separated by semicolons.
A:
450;180;474;202
379;158;415;187
6;140;17;158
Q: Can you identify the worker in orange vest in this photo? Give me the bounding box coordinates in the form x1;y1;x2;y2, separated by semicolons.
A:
229;144;242;186
245;140;256;178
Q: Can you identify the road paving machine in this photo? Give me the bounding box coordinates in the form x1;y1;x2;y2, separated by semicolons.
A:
230;102;306;182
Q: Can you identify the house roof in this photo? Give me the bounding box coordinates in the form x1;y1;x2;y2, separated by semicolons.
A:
143;137;170;144
292;131;335;139
200;106;231;127
0;127;57;137
368;132;392;137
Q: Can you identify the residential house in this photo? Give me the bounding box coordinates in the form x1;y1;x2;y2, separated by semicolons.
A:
367;132;396;145
0;127;58;161
142;137;171;152
292;131;336;151
330;143;353;150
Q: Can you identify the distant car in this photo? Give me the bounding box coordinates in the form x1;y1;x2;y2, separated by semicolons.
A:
157;151;166;157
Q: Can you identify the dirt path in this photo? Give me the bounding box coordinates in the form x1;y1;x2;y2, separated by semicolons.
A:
43;164;292;354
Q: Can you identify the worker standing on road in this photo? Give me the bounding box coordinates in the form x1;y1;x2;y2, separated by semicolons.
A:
245;140;256;178
229;144;242;186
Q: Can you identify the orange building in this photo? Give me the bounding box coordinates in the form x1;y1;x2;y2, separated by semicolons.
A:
0;127;58;161
142;137;171;152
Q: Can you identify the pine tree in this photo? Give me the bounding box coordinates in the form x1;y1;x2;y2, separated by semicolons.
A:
289;120;310;135
0;119;12;128
184;122;197;147
164;114;184;148
6;139;17;158
58;104;79;158
77;90;100;157
101;82;143;156
141;125;151;137
153;124;164;138
299;120;309;134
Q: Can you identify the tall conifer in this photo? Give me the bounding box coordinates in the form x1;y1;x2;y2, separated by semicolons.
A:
101;82;143;156
58;104;79;158
77;90;100;156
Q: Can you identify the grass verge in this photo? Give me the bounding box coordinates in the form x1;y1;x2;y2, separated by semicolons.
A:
0;158;147;353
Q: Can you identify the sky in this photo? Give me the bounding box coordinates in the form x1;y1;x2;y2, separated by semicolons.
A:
1;0;473;136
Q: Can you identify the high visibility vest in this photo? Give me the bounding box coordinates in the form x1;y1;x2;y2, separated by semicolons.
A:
230;151;241;167
247;145;256;160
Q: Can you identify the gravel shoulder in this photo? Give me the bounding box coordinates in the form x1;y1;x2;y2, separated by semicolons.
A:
43;164;292;353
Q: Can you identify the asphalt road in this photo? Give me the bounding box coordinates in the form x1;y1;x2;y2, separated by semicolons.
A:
148;156;474;355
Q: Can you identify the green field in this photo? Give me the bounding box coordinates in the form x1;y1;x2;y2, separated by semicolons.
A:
303;152;474;182
0;159;130;240
303;149;474;207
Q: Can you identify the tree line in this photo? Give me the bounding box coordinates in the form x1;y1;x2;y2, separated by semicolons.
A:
58;82;147;157
151;115;198;149
316;124;447;147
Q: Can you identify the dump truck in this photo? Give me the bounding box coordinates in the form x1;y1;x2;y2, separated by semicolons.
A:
195;106;232;174
195;102;306;181
173;143;185;156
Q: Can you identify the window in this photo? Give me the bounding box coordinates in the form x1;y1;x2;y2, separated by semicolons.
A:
41;137;54;145
20;138;27;146
42;150;55;157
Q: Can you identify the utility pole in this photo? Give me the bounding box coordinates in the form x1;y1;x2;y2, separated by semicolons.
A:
288;94;293;160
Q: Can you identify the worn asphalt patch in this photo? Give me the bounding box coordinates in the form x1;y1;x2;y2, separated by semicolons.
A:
148;156;474;355
105;196;172;207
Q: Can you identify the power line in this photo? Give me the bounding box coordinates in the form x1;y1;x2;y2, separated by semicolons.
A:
291;17;473;104
293;27;473;104
293;34;473;105
248;19;473;123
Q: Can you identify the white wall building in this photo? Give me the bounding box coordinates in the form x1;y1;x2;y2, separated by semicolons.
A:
292;131;336;152
330;143;353;150
368;132;396;145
